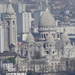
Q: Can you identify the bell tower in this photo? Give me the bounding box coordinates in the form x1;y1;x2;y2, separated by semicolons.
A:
4;0;17;52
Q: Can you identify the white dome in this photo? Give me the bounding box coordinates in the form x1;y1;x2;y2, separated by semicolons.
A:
26;33;34;42
61;31;70;42
46;32;54;42
6;4;14;14
40;8;56;27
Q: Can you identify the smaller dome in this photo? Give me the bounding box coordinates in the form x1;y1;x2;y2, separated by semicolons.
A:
61;31;70;42
26;33;34;42
46;32;54;42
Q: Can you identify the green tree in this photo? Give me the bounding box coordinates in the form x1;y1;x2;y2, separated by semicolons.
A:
27;70;38;75
8;57;16;64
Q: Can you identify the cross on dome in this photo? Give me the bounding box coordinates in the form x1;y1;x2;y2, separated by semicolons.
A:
46;0;49;8
39;0;55;27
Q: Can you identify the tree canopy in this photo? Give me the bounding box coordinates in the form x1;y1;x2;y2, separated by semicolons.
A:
27;70;38;75
8;57;16;64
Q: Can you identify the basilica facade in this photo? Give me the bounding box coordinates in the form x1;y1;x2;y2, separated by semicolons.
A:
18;0;75;72
3;0;75;73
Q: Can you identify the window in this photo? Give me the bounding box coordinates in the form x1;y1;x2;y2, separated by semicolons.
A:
44;34;45;38
51;63;53;65
43;44;45;48
30;52;32;55
46;51;49;54
55;63;56;65
7;21;10;25
42;34;43;38
53;51;54;54
50;45;52;47
46;34;48;36
13;21;15;25
54;34;55;38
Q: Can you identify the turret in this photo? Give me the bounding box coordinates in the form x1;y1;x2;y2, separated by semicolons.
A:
61;28;70;43
4;0;17;52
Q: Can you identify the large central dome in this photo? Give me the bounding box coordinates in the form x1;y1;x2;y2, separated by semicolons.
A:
40;8;56;26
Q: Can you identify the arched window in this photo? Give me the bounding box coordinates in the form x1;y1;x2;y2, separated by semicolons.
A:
43;44;45;48
57;34;59;38
52;33;53;35
46;34;48;36
54;34;55;38
50;44;52;47
7;21;10;25
13;21;15;25
41;34;43;38
53;51;54;54
25;51;28;56
46;51;49;54
39;34;41;38
44;34;45;38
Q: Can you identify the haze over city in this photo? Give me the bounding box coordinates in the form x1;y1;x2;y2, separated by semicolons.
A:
0;0;75;75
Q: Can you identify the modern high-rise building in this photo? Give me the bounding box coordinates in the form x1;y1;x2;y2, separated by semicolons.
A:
32;10;44;33
4;0;17;52
16;11;33;41
0;2;33;35
0;21;4;53
17;11;32;34
0;3;26;14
